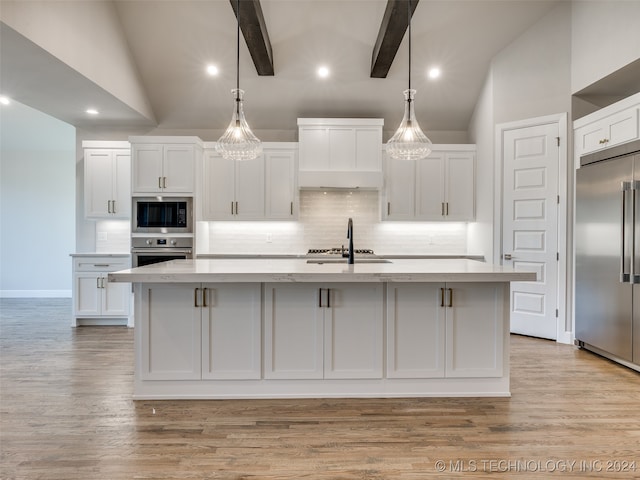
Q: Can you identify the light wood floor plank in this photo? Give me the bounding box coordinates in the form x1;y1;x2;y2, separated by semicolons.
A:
1;298;639;479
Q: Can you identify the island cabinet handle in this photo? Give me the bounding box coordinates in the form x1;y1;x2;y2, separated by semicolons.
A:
440;288;445;307
194;288;200;307
448;288;453;307
318;288;323;308
326;288;331;308
202;288;208;307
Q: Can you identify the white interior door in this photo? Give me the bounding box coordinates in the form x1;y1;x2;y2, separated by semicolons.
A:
503;122;559;339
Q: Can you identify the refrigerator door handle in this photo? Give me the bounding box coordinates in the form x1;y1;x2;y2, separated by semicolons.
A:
634;181;640;284
622;181;632;283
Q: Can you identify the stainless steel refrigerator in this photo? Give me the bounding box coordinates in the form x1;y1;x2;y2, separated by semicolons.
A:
575;139;640;371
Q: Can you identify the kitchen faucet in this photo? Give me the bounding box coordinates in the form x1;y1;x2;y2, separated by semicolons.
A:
346;217;354;264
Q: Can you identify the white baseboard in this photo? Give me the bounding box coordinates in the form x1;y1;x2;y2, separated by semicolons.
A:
0;290;72;298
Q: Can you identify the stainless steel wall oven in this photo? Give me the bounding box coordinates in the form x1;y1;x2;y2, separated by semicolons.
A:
131;236;193;268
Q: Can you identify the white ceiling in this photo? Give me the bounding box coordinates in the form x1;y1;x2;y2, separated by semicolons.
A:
1;0;564;137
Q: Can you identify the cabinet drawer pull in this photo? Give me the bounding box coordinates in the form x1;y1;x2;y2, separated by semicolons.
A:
93;264;109;267
194;288;200;307
448;288;453;308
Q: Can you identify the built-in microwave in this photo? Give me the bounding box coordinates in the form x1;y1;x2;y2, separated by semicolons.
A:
132;197;193;233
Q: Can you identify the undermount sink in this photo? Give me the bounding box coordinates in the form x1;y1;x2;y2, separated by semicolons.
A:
306;258;392;264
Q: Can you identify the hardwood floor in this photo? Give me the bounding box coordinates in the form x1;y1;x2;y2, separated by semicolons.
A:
1;298;639;479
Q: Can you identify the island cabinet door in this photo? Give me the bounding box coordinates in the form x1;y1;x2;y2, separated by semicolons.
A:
386;284;445;378
201;283;261;380
263;284;325;379
445;282;506;378
138;283;202;381
323;284;384;379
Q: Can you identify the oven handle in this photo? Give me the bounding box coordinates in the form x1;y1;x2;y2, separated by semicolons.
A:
131;249;192;254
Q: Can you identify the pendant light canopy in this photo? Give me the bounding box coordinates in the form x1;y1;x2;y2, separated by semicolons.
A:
216;0;262;161
386;0;432;161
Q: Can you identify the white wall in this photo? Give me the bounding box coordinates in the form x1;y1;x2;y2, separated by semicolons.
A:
571;0;640;94
0;0;154;121
0;101;75;297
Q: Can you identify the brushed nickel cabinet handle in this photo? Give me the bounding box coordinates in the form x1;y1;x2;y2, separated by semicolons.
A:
158;177;162;189
163;177;167;189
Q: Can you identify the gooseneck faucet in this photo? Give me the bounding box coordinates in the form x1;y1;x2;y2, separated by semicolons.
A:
347;217;354;264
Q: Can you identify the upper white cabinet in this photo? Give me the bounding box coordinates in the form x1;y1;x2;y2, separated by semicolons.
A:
298;118;384;188
574;93;640;159
130;137;201;194
82;142;130;219
384;145;475;221
202;143;297;221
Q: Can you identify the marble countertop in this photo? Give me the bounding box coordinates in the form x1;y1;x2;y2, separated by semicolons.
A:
109;258;535;284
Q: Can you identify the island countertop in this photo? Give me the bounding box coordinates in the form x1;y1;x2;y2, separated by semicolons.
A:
109;258;535;284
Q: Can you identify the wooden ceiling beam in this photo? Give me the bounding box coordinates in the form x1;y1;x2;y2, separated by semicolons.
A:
230;0;274;76
371;0;419;78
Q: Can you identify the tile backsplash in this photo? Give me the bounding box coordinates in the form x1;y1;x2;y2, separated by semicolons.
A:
201;190;468;255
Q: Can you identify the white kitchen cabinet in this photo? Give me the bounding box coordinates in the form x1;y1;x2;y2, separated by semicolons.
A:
574;97;639;159
384;145;475;221
137;283;261;381
263;283;383;380
83;143;130;219
386;284;445;378
202;149;264;220
130;137;200;194
387;282;504;378
264;146;298;219
72;255;131;327
201;283;261;380
202;143;297;220
297;118;384;188
138;283;202;380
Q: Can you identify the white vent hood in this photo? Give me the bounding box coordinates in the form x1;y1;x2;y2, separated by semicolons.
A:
297;118;384;189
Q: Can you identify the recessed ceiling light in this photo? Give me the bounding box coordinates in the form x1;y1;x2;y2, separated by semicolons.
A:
86;108;99;115
317;66;330;79
428;67;441;79
206;64;219;76
0;96;10;105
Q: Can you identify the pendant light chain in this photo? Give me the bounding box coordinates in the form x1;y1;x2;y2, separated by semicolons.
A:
236;0;240;105
408;0;411;92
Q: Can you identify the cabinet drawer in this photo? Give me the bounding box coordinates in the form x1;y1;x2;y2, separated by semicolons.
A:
73;257;130;272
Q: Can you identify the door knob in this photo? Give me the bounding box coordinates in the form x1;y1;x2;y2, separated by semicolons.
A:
503;254;512;260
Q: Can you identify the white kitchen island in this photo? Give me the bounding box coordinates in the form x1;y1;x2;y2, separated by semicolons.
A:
109;258;535;399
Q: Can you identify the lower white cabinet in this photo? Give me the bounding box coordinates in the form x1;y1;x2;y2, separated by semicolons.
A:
138;283;261;381
72;255;131;327
387;283;505;378
263;283;383;380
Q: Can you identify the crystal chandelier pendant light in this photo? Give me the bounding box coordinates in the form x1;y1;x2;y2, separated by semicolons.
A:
217;88;262;161
386;0;432;161
216;0;262;161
